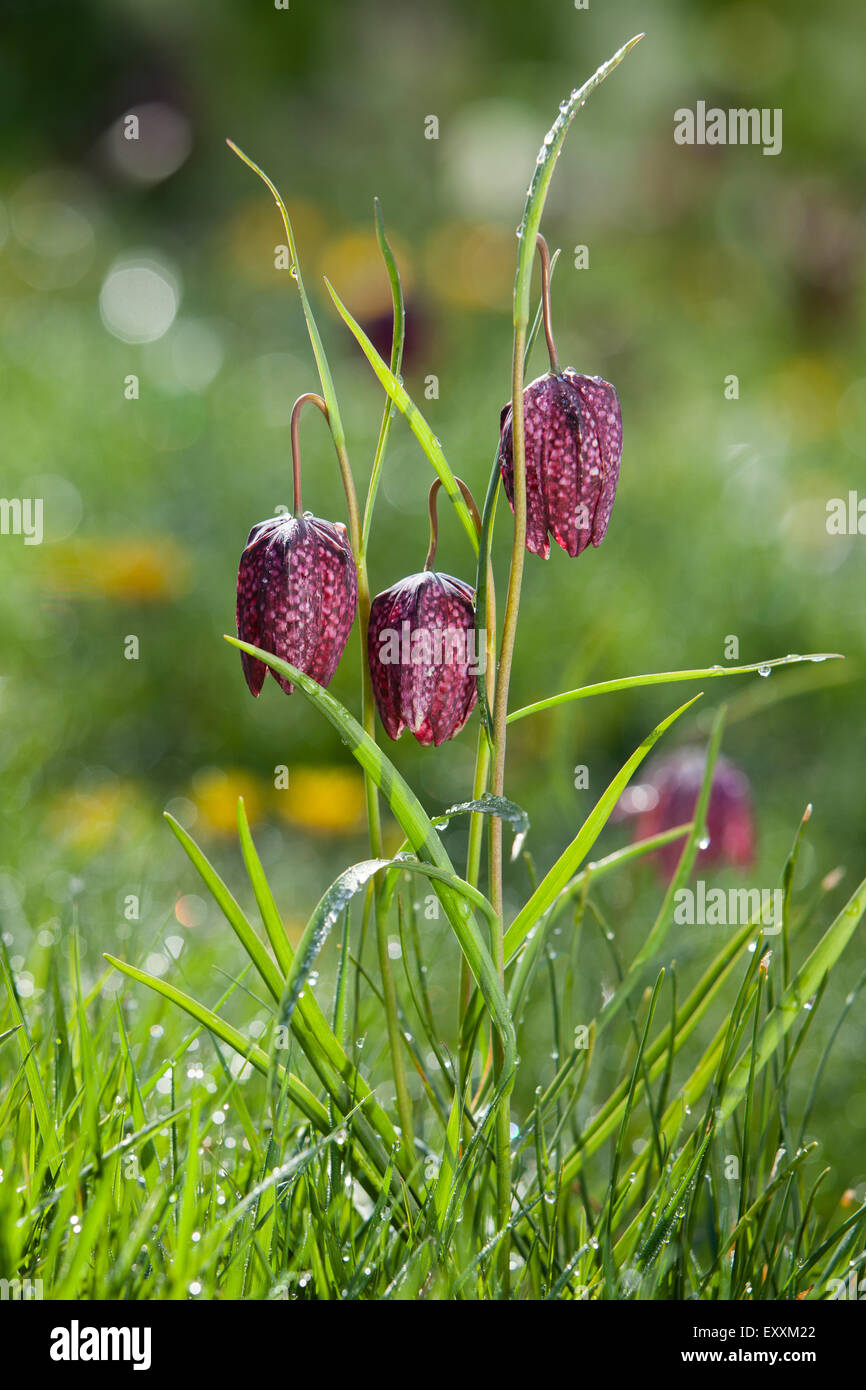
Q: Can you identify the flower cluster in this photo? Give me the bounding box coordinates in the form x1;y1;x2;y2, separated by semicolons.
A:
236;238;624;744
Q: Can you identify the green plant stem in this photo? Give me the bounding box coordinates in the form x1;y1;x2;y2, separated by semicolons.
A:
464;738;492;901
351;198;414;1161
487;318;529;1293
460;514;497;1088
230;135;414;1164
361;198;404;550
352;474;415;1163
459;731;491;1091
359;595;415;1165
480;41;645;1285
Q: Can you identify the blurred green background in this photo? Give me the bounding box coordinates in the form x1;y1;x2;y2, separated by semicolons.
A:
1;1;864;1194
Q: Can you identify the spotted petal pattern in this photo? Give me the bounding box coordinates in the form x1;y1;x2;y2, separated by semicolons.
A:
367;572;478;746
236;514;357;696
498;370;622;559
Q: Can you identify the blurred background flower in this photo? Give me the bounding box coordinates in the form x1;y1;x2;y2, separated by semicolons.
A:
615;746;755;878
275;766;367;837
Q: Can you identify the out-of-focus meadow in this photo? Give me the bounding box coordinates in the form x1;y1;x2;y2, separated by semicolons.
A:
1;0;864;1190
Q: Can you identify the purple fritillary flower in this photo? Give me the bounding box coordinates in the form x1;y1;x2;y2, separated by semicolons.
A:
614;747;756;879
367;571;478;746
236;513;357;696
498;370;622;559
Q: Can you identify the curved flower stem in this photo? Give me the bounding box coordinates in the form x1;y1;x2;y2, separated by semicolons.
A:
290;393;329;516
536;235;561;376
424;477;481;571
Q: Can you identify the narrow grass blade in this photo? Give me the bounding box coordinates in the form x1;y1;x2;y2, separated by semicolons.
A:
444;793;529;862
165;811;283;1001
717;872;866;1125
508;653;842;724
557;915;759;1177
1;946;62;1174
324;277;479;554
104;954;329;1132
506;824;692;962
226;140;349;455
277;858;392;1035
505;693;701;953
316;856;499;1018
115;1001;160;1189
604;970;665;1252
361;199;405;549
433;1088;462;1227
596;706;726;1031
635;1130;714;1270
236;796;293;977
170;803;414;1187
513;33;644;329
226;635;516;1087
567;873;866;1234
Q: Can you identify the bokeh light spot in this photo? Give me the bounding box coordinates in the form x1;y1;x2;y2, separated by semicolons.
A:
99;257;180;343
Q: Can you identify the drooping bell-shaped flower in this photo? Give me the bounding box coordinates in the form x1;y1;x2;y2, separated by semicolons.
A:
614;747;756;878
498;369;622;559
237;513;357;696
236;392;358;696
368;479;480;745
497;235;623;559
368;572;479;746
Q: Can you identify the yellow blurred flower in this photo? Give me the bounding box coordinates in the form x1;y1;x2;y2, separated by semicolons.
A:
191;767;267;836
275;764;366;836
222;197;327;287
316;229;413;319
47;780;142;853
424;221;513;311
42;537;190;602
768;355;843;443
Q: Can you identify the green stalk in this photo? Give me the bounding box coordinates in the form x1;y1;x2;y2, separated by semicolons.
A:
486;33;645;1294
458;729;492;1113
361;198;405;550
460;485;497;1079
351;379;415;1168
317;429;409;1159
357;203;415;1163
487;319;528;1293
227;140;414;1164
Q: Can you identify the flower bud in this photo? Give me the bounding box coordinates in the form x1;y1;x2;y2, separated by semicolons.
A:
236;513;357;696
615;747;755;878
498;370;622;559
367;572;479;745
